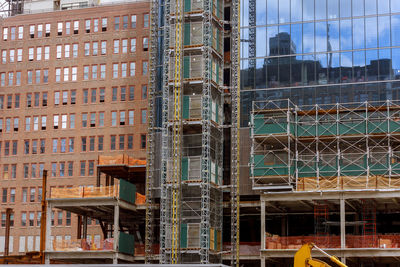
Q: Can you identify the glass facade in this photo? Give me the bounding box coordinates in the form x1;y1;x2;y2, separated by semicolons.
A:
240;0;400;125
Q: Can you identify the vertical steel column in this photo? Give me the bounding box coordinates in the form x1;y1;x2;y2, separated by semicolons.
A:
145;0;160;263
230;0;241;265
160;0;171;263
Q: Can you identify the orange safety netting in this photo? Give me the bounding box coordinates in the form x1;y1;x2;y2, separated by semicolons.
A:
98;154;146;166
297;176;400;191
135;193;146;205
50;185;119;199
134;244;160;256
265;234;400;249
53;238;114;252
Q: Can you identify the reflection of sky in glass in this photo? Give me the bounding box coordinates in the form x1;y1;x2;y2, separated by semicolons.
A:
340;20;352;50
378;0;390;14
291;24;302;54
315;22;327;53
352;0;364;17
353;51;365;67
340;0;351;18
256;0;266;26
353;18;364;50
393;0;400;13
393;48;400;70
267;26;278;56
267;0;278;24
303;23;314;53
392;15;400;46
315;1;326;20
379;16;391;47
303;0;314;21
256;27;266;57
365;0;376;15
279;0;290;23
328;0;339;19
365;17;377;48
291;0;302;22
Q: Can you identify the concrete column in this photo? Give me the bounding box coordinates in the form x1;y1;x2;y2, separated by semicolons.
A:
113;204;120;251
261;256;266;267
340;197;346;249
261;199;266;250
45;203;52;251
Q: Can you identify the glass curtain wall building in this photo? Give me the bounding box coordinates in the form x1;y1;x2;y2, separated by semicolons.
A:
240;0;400;125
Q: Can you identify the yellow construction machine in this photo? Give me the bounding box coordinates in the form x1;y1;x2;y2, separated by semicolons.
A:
294;243;348;267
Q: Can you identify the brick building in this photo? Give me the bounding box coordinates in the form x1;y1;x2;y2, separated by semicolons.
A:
0;1;149;255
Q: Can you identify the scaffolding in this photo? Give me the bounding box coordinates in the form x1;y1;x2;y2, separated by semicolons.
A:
251;99;400;191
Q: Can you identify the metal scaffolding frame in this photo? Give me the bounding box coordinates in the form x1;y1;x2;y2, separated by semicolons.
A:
251;99;400;191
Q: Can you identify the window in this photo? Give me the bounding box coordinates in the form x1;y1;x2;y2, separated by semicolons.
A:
121;63;127;77
63;67;69;81
3;28;8;40
10;49;15;62
66;22;71;34
89;136;95;151
129;110;134;125
8;72;13;86
56;45;62;58
98;136;104;151
60;138;66;152
51;211;54;225
90;112;96;127
128;135;133;149
73;44;78;57
54;91;60;105
122;15;128;29
53;115;59;129
94;19;99;32
72;67;77;81
142;61;148;75
70;114;75;128
40;139;45;153
35;47;41;61
33;116;39;131
102;18;107;31
64;44;70;58
111;111;117;126
110;135;116;150
80;161;86;176
32;141;37;155
81;137;87;151
113;64;118;78
2;189;7;203
52;139;58;153
68;162;73;176
122;39;128;53
112;87;117;101
62;91;68;105
34;93;39;107
45;23;50;37
1;73;5;86
61;115;67;129
21;212;26;226
51;163;57;177
16;71;21;85
41;117;48;132
129;86;135;100
24;164;29;178
35;70;41;84
29;212;34;226
113;39;119;54
59;162;65;177
131;15;137;28
84;42;90;56
92;65;97;79
2;50;6;63
84;66;89;80
57;22;63;35
5;141;10;155
42;92;48;106
85;19;91;33
25;117;31;131
83;89;88;103
13;118;19;131
37;211;41;226
30;25;35;38
99;112;104;127
30;188;35;202
17;48;22;61
44;46;50;60
120;111;126;125
69;138;74;152
55;68;61;82
37;24;43;37
73;21;79;34
18;26;23;39
66;211;71;225
131;38;136;52
101;41;106;55
142;85;147;99
143;37;149;51
43;69;49;83
121;87;126;101
90;88;96;103
22;188;27;202
141;134;147;149
114;17;120;30
100;64;106;79
10;188;15;203
141;109;147;123
82;113;88;127
28;47;34;61
7;94;12;108
92;42;98;56
71;90;76;104
119;135;125;149
144;14;149;28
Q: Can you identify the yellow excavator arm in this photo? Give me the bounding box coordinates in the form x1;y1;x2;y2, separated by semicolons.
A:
294;243;348;267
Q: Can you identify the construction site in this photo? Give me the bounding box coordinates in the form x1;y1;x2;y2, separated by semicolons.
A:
3;0;400;266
